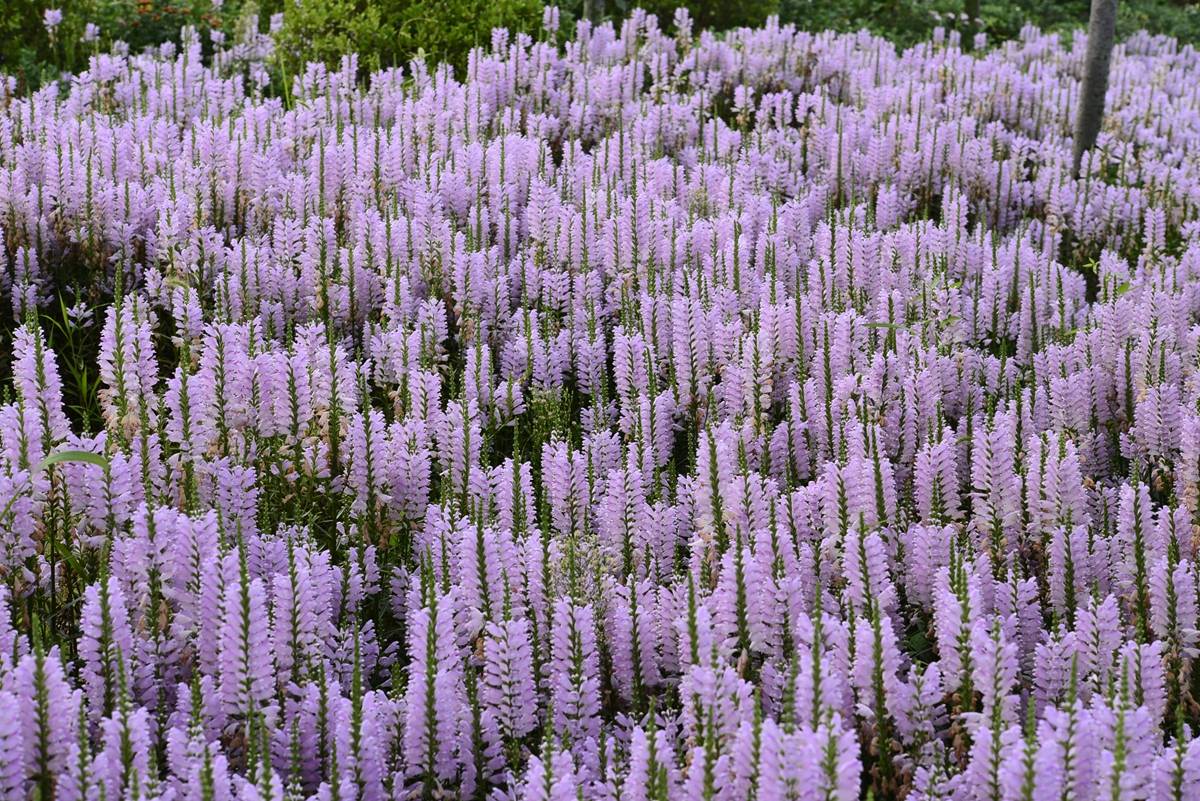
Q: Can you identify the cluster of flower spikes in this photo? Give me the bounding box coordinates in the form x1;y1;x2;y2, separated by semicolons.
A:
5;7;1200;801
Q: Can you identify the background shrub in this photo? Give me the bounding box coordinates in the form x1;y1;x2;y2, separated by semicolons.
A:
3;0;1200;92
226;0;547;80
776;0;1200;50
1;1;253;88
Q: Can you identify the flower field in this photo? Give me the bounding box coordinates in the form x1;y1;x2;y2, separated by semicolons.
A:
4;9;1200;800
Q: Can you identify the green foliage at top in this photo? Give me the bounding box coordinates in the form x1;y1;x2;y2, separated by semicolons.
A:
273;0;545;77
391;0;546;68
270;0;392;75
2;0;1199;93
624;0;777;32
0;0;90;88
777;0;1200;51
1;0;253;89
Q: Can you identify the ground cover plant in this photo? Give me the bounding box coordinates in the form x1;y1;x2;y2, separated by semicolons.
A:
4;9;1200;801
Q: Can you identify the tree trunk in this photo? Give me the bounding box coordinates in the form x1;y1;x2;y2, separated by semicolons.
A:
1068;0;1117;303
1073;0;1118;179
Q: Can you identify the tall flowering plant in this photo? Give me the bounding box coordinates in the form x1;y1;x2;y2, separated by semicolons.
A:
1;10;1200;801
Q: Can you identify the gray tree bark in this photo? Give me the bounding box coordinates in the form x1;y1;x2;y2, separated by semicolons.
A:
1072;0;1118;179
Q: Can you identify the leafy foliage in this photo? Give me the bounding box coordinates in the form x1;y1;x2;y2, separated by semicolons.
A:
5;1;1200;94
275;0;545;75
0;1;261;89
777;0;1200;50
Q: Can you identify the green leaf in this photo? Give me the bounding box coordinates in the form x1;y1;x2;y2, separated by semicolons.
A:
36;449;108;472
163;273;192;291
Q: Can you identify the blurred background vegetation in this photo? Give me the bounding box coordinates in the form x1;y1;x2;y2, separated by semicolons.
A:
2;0;1198;91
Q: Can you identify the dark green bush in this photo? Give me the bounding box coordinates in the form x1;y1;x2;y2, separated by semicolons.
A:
275;0;544;78
620;0;777;32
90;0;228;52
272;0;394;75
776;0;1200;50
3;0;1199;94
0;1;254;90
0;0;93;88
391;0;546;68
